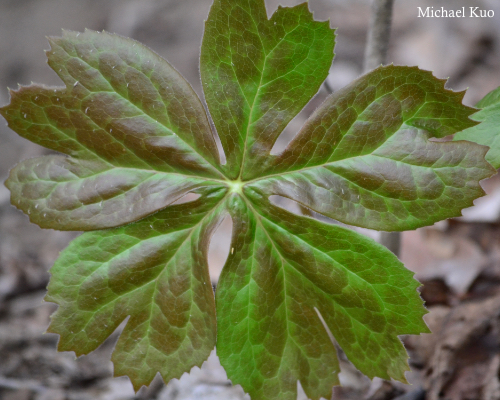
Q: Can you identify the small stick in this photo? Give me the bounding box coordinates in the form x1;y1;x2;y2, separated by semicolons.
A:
364;0;395;72
379;231;401;257
363;0;400;256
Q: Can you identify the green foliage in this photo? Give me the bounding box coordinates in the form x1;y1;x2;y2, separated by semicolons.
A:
454;86;500;169
0;0;495;399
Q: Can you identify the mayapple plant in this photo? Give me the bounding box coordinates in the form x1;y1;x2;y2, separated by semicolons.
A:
1;0;497;399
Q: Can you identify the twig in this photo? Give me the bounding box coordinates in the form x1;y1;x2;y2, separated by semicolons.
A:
379;231;401;257
322;77;334;94
363;0;400;256
364;0;395;72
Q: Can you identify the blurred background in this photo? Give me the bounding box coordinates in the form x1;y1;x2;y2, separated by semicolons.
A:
1;0;500;399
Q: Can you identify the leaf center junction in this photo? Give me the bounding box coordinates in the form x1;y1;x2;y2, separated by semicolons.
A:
228;180;244;194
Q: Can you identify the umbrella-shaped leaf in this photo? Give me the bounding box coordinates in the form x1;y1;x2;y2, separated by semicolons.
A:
0;0;495;396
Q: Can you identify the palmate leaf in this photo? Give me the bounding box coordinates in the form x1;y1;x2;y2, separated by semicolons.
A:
0;0;496;399
454;86;500;169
